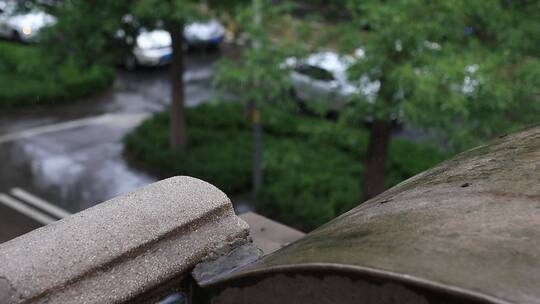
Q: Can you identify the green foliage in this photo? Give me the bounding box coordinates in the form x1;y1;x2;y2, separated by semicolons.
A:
125;102;446;230
36;0;132;67
343;0;540;151
138;0;254;23
258;135;362;229
213;0;307;107
0;42;114;107
24;0;252;66
125;103;252;194
35;0;249;67
131;0;220;25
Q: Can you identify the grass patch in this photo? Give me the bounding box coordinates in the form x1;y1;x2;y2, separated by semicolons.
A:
125;102;446;230
0;41;114;107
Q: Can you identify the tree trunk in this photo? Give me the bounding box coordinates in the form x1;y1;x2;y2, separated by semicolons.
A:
252;113;262;196
362;120;392;201
169;21;187;149
247;101;263;197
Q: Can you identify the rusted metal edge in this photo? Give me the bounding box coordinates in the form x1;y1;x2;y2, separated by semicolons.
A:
203;263;509;304
192;243;263;287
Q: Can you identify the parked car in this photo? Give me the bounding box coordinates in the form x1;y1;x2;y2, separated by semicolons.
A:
122;19;226;69
124;29;173;69
184;20;225;48
286;49;380;111
287;43;478;113
0;1;56;42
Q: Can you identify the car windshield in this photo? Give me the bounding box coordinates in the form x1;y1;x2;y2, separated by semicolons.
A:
295;64;335;81
0;1;14;15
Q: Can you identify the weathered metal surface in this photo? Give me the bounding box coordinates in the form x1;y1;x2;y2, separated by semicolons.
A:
206;125;540;304
0;176;250;304
192;243;263;286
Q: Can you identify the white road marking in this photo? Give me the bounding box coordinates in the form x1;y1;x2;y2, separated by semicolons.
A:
0;113;148;144
11;188;72;219
0;194;56;225
0;114;111;144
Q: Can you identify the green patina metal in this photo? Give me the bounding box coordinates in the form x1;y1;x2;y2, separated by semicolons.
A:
205;125;540;304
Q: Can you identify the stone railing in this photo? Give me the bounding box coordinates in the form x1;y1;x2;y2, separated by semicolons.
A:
0;177;251;304
1;125;538;304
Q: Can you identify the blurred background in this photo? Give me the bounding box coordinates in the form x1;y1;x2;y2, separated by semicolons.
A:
0;0;538;242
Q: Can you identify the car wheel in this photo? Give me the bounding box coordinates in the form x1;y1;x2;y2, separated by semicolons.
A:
326;110;339;121
206;43;220;52
183;39;192;52
289;88;298;99
11;30;21;42
290;89;309;113
124;55;137;71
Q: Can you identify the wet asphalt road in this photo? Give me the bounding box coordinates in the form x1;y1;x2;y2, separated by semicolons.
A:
0;51;223;243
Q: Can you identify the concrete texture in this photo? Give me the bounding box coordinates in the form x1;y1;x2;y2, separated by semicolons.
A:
0;176;250;304
208;125;540;304
239;212;305;255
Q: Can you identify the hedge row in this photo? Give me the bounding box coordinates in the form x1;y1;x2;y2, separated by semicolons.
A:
0;41;114;107
125;102;446;230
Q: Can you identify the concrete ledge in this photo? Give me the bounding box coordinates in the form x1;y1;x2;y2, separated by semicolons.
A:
0;176;250;304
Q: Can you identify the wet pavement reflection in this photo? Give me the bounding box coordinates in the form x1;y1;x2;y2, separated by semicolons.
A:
0;51;227;242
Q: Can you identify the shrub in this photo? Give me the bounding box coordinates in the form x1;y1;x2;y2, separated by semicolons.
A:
125;104;252;194
125;102;446;230
0;41;114;108
257;137;362;229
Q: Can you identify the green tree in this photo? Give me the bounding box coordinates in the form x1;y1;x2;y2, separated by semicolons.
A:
130;0;248;149
30;0;242;149
213;0;304;195
341;0;540;200
28;0;192;149
132;0;206;149
22;0;130;67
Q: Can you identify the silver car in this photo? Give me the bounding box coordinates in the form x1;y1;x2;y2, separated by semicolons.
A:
288;44;479;112
287;49;380;111
0;1;56;42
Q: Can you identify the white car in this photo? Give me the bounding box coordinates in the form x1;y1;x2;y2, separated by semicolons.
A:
125;29;172;68
124;20;226;68
0;1;56;42
287;49;380;111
